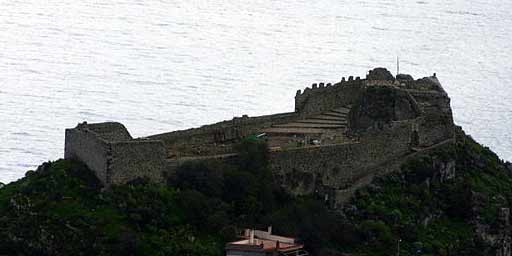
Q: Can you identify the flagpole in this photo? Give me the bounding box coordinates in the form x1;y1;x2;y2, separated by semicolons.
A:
396;56;400;76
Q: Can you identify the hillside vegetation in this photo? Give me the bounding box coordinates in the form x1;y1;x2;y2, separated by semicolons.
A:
1;129;511;255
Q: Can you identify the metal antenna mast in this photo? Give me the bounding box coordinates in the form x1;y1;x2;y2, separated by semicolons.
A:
397;56;400;76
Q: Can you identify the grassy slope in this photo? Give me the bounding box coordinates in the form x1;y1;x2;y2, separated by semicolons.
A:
343;130;512;256
0;160;220;256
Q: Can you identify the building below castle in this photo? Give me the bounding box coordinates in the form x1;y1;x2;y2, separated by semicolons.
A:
225;227;308;256
64;67;455;207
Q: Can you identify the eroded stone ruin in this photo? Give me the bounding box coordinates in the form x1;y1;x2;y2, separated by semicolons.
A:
65;67;455;207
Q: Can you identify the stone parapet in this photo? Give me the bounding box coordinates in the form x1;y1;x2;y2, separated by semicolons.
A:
64;122;167;187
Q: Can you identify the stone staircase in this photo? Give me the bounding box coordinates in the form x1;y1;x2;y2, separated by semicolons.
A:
279;249;309;256
263;106;351;135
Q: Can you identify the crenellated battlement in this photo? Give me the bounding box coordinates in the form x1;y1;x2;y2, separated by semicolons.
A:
295;68;446;117
294;73;367;116
295;76;364;98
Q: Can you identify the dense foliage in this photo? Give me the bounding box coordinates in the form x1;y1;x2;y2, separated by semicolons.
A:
0;139;345;255
340;131;512;256
0;160;220;255
169;138;348;254
1;131;512;255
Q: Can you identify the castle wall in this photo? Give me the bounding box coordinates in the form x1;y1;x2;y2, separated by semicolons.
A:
269;121;413;195
400;76;444;92
148;112;298;146
65;123;169;187
64;128;110;184
109;140;167;185
348;86;421;131
294;79;365;117
85;122;133;142
63;69;455;196
407;89;455;146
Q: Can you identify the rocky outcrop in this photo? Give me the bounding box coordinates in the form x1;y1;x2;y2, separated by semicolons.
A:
473;199;512;256
349;86;419;131
366;67;395;81
396;73;414;81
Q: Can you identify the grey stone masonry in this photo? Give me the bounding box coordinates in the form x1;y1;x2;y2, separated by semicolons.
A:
64;67;455;206
65;122;166;187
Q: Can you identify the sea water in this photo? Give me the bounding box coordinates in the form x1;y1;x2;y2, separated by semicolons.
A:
1;0;511;183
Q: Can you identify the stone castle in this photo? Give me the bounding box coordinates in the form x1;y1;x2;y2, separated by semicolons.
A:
64;67;455;207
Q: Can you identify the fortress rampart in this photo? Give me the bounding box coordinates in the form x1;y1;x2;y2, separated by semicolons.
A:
148;112;299;157
295;78;365;117
64;67;455;204
269;120;413;195
65;122;167;187
65;124;110;184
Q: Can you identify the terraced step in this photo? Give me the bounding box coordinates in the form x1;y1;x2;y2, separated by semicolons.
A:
312;114;347;121
263;127;341;134
321;112;347;118
331;107;351;114
295;119;347;125
262;106;352;135
273;122;346;129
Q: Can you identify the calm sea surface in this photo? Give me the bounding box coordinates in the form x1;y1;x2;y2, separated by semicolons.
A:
1;0;512;183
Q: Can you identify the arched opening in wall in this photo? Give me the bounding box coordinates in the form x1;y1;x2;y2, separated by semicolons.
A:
411;130;420;148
